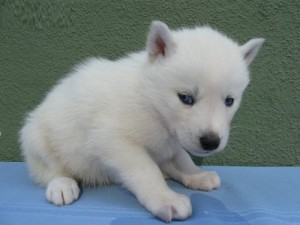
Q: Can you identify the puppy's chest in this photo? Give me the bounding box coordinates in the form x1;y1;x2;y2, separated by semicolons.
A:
146;137;179;165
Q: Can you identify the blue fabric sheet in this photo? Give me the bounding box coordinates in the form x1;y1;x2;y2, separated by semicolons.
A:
0;162;299;225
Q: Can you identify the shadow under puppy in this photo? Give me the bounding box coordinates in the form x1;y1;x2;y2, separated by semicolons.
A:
20;21;264;222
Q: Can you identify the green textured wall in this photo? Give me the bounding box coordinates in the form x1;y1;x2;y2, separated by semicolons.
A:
0;0;299;165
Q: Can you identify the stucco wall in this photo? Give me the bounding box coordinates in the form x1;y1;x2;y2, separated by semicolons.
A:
0;0;299;165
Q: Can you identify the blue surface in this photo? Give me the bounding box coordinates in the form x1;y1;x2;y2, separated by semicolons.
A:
0;162;299;224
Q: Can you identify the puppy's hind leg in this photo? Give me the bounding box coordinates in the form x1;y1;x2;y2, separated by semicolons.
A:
20;125;80;206
46;176;80;206
24;152;80;205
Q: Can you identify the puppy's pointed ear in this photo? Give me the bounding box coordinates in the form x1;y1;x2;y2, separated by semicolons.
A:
146;21;175;60
241;38;265;66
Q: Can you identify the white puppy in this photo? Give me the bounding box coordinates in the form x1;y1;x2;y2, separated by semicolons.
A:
20;21;264;222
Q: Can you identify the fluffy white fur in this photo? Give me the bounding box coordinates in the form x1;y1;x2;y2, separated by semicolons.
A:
20;21;264;222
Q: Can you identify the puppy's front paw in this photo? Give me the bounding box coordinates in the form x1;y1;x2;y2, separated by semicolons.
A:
147;192;192;222
184;171;221;191
46;177;80;205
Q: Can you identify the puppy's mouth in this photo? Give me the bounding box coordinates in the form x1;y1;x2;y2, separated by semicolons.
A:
181;146;218;157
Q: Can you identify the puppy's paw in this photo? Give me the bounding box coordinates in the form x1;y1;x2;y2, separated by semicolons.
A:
183;171;221;191
148;192;192;222
46;177;80;205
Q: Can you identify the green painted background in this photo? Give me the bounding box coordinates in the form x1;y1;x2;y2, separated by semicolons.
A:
0;0;299;165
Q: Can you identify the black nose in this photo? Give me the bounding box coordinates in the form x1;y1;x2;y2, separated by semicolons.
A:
200;133;220;151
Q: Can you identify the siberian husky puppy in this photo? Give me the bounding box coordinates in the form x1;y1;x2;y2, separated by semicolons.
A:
20;21;264;222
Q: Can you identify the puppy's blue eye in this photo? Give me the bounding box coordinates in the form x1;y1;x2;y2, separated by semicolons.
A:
178;93;194;105
225;96;234;107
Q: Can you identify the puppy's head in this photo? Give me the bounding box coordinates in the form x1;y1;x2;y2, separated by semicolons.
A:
143;21;264;157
